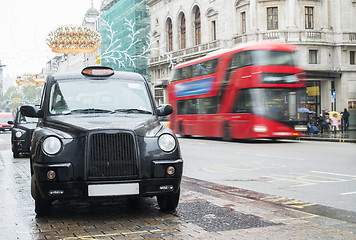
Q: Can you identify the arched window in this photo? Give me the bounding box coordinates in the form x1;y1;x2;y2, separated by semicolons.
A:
180;14;186;49
167;18;173;52
194;8;201;45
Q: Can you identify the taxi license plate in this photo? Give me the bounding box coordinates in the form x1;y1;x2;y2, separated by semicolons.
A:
88;183;139;196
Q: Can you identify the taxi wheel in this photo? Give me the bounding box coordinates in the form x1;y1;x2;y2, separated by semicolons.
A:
157;188;180;212
31;176;52;216
13;150;20;158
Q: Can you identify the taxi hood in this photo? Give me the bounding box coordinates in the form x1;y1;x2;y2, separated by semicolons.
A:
46;114;162;137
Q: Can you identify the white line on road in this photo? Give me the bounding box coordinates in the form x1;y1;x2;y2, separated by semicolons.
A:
340;191;356;196
312;170;356;179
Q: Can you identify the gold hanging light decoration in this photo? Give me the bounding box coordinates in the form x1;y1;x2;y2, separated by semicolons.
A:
16;74;47;87
46;25;101;55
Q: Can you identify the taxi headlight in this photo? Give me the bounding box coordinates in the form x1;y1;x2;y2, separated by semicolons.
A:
42;136;62;155
158;134;176;152
15;131;23;138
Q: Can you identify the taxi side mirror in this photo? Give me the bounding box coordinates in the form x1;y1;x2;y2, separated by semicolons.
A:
7;120;14;125
157;104;173;116
20;105;43;118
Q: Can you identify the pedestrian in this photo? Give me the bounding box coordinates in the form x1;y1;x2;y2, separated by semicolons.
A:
341;108;350;132
330;113;339;134
320;109;330;134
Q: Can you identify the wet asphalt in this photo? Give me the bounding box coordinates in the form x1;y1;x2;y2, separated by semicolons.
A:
0;132;356;239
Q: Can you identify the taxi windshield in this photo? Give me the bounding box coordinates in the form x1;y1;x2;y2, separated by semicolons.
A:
49;79;153;115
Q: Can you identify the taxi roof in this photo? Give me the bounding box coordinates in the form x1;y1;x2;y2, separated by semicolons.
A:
48;70;146;82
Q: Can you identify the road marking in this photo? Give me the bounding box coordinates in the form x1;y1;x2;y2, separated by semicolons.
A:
311;170;356;179
60;229;162;239
340;191;356;195
261;196;317;209
265;171;355;188
271;209;319;222
200;186;220;193
264;174;316;187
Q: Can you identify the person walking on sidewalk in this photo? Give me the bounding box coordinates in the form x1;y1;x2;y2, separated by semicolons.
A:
320;109;330;134
330;113;339;135
341;108;350;132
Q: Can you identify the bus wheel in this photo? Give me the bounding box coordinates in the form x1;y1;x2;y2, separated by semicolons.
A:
223;122;232;141
179;122;187;137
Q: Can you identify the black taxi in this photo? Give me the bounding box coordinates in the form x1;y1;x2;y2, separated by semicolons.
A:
9;108;38;158
21;66;183;215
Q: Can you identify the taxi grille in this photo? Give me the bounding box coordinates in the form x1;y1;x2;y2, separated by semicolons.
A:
88;132;138;179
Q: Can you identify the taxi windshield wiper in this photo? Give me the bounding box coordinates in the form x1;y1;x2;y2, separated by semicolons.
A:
69;108;112;114
112;109;152;114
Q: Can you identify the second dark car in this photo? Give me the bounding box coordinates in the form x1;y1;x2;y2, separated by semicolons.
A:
9;108;38;158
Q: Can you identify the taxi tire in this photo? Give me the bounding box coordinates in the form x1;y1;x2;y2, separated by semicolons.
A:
31;176;52;216
13;150;20;158
157;188;180;212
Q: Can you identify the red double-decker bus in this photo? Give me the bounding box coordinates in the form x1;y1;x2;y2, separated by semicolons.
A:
168;41;308;140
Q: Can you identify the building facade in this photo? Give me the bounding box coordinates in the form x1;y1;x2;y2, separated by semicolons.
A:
147;0;356;129
0;60;4;106
100;0;150;79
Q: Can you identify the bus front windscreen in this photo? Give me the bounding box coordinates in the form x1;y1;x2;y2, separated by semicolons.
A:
250;88;307;122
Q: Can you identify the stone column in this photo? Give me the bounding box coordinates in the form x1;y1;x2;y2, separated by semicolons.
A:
287;0;297;29
249;0;257;30
249;0;258;41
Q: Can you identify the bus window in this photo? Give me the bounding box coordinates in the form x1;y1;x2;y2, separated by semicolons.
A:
193;64;204;77
177;97;218;115
204;59;218;74
233;89;253;113
182;66;192;79
252;50;296;66
172;59;219;82
172;68;183;81
251;88;307;121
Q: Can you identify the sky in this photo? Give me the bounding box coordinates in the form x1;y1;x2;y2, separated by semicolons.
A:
0;0;100;85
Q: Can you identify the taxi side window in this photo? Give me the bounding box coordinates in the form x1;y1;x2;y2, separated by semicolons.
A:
50;84;68;114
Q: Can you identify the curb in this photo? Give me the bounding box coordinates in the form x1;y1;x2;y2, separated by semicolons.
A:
299;137;356;143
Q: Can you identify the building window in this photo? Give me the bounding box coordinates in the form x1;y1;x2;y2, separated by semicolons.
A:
167;18;173;52
305;7;314;29
241;12;246;34
267;7;278;30
194;8;201;45
350;51;355;65
309;50;318;64
211;20;217;41
180;15;186;49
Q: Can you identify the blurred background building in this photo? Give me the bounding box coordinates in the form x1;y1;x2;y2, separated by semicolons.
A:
100;0;150;79
147;0;356;129
40;0;356;129
0;60;4;104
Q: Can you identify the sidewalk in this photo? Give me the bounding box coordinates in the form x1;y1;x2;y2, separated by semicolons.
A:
300;130;356;143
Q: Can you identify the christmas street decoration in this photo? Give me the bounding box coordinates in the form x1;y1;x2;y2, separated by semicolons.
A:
16;74;46;87
99;18;174;69
46;26;101;55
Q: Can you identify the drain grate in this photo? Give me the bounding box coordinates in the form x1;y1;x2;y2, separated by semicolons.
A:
176;200;278;232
